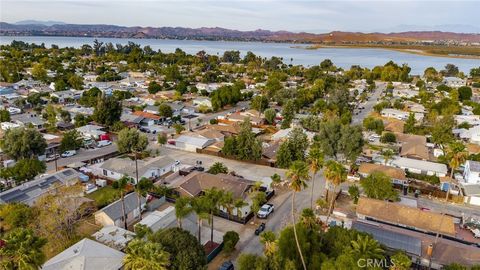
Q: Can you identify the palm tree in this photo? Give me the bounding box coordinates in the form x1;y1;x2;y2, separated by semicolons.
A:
446;141;468;178
204;188;224;245
300;208;318;230
324;160;347;224
286;160;310;270
381;149;395;165
174;196;192;229
124;239;170;270
259;231;277;258
0;228;46;270
191;196;209;243
234;199;248;219
113;175;130;229
350;234;385;260
136;178;153;221
220;191;235;220
307;147;324;209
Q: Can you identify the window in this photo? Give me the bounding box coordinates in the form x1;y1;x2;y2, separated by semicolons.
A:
103;169;107;176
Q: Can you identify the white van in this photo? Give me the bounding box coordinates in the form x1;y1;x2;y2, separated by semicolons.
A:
96;140;112;148
61;150;77;158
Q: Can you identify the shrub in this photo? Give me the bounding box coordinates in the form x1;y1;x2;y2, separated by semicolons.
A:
380;132;397;143
223;231;240;254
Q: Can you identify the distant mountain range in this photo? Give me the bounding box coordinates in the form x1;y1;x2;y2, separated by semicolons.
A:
1;22;480;43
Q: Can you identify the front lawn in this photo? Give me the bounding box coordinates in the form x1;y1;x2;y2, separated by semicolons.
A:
86;186;121;209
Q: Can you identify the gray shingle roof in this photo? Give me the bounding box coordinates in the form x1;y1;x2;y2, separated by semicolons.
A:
97;192;146;221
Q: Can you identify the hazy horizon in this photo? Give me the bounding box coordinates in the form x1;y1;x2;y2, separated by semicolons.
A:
1;1;480;34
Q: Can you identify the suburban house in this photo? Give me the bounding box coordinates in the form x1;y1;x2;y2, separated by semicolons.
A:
225;110;265;126
92;226;135;250
463;160;480;184
456;125;480;145
175;134;216;152
195;129;225;142
356;197;456;237
132;111;161;127
11;112;45;130
192;97;212;109
462;184;480;206
358;163;407;185
0;169;80;205
50;89;83;103
138;206;176;233
391;157;448;177
455;115;480;127
42;238;125;270
94;192;146;227
395;133;429;160
76;124;107;140
171;171;256;217
381;108;424;122
443;77;466;88
270;127;315;142
99;156;176;183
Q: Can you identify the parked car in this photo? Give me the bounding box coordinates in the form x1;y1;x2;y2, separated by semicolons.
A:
96;140;112;148
255;223;266;235
219;261;234;270
61;150;77;158
45;154;60;162
257;204;274;219
175;160;180;166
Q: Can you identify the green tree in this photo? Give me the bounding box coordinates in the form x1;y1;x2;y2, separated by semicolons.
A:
67;74;84;90
404;112;416;134
250;95;269;113
445;141;468;179
264;108;276;125
276;128;309;168
158;103;173;118
222;136;237;156
31;63;48;82
0;158;46;184
93;96;122;127
157;133;167;145
390;251;412;270
361;171;399;201
173;123;185;134
59;130;82;152
235;119;262;160
223;231;240;255
79;87;101;107
190;196;210;243
136;178;153;220
112;176;130;229
348;185;360;204
237;253;268;270
174;197;192;229
148;81;162;94
363;116;384;134
458;86;472;101
123;239;170;270
0;109;11;122
207;162;228;175
249;182;267;224
43;104;57;131
381;132;397;144
281;99;296;129
0;228;47;270
338;124;364;162
148;228;206;270
324;160;347;223
350;234;385;261
286;160;310;270
0;203;33;231
381;148;395;165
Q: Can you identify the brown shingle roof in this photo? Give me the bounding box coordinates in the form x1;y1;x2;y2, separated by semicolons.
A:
356;197;456;236
358;163;406;180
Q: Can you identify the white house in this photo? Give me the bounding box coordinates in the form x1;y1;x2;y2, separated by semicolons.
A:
98;156;176;183
50;89;83;103
443;77;466;88
462;184;480;206
175;134;215;152
464;160;480;184
381;108;424;122
137;206;176;233
76;124;107;140
457;125;480;145
94;192;146;228
192;97;213;109
392;157;448;177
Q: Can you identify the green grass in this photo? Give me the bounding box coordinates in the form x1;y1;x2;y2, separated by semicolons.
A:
86;186;121;209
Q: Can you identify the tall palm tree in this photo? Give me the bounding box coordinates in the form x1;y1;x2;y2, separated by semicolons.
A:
114;176;130;229
286;160;310;270
307;147;324;209
234;199;248;219
259;231;277;258
248;181;266;224
324;160;347;224
136;178;153;221
204;188;224;245
0;228;46;270
350;234;385;261
446;141;468;178
124;239;170;270
191;196;209;243
220;191;235;220
300;208;318;230
174;196;192;229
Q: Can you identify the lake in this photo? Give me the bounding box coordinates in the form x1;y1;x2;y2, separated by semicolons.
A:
1;36;479;75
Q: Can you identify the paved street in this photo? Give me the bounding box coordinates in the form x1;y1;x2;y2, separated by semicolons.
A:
352;81;386;125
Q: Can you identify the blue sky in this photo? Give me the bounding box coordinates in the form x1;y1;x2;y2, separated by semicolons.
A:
1;0;479;33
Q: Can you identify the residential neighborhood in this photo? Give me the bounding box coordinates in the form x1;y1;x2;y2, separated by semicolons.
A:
0;31;480;270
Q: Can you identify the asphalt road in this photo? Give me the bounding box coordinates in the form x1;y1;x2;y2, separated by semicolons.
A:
351;82;386;125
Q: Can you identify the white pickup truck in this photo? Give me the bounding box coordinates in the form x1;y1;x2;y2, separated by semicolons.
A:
257;203;274;219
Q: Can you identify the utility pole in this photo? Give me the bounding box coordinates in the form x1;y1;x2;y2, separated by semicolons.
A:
54;148;58;172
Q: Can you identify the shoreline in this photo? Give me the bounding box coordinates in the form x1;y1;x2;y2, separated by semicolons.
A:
304;44;480;60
